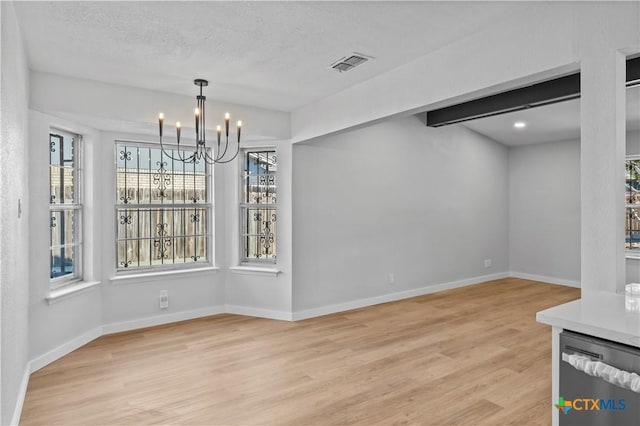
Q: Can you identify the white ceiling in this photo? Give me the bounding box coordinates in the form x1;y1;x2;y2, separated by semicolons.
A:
14;1;528;112
13;2;639;146
462;85;640;146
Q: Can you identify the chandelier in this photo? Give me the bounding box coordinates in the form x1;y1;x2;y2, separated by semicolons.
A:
158;79;242;164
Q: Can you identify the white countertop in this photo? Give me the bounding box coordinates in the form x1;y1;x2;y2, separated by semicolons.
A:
536;291;640;348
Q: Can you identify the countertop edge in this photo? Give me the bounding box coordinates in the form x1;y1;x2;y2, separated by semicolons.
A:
536;311;639;348
536;296;640;349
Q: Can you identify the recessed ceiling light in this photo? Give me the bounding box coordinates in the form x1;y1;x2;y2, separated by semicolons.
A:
513;121;527;129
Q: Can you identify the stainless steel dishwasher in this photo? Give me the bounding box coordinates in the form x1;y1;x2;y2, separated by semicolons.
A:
559;331;640;426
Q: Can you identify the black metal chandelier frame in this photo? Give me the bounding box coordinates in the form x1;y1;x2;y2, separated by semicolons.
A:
158;79;242;165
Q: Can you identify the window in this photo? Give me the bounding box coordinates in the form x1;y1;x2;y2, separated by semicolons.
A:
115;142;211;271
626;157;640;255
50;130;82;286
241;149;277;263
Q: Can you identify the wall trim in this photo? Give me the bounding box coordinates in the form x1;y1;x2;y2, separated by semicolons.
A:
225;304;293;321
102;305;226;335
292;272;510;321
10;366;30;426
509;271;581;288
30;326;102;373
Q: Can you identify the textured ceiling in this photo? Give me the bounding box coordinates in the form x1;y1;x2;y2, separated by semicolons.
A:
14;1;527;112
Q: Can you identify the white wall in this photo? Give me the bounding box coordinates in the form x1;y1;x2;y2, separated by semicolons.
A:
0;2;30;424
508;139;581;284
30;72;291;142
25;70;292;362
290;1;639;295
98;131;226;330
292;116;509;312
223;139;293;318
26;116;292;358
28;112;103;362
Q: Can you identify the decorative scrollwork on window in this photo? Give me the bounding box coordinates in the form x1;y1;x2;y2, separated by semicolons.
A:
120;215;132;225
120;260;132;268
156;222;168;236
153;161;171;199
259;212;277;256
191;213;200;223
50;140;56;153
50;216;57;228
154;222;172;259
119;150;132;161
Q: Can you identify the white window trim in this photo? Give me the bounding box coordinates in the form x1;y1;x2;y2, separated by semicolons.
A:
46;280;101;305
49;130;83;289
113;140;215;275
111;266;220;285
229;265;281;277
626;155;640;258
239;147;278;265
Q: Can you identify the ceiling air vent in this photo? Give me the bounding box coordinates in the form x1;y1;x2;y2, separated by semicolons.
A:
330;53;371;73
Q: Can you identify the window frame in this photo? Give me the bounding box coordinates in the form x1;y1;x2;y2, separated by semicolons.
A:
626;155;640;258
239;147;278;265
49;129;83;289
114;140;214;274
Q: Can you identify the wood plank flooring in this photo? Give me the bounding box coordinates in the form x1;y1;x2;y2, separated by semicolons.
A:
20;278;579;425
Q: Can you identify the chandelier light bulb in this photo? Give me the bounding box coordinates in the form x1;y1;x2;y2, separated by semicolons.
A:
225;112;230;120
237;120;242;127
176;121;181;128
158;112;164;120
195;108;200;116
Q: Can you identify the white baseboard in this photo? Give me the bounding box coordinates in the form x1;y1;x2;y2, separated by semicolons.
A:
13;269;572;423
10;365;30;426
509;271;581;288
30;326;102;373
102;305;226;335
225;304;293;321
292;272;510;321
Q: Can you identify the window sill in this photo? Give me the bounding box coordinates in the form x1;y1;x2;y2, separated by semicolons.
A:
626;253;640;260
229;265;281;277
47;280;101;304
110;266;220;285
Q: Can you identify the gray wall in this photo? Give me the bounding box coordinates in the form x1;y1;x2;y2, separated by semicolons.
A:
292;115;509;312
28;112;103;361
1;2;30;424
508;139;581;283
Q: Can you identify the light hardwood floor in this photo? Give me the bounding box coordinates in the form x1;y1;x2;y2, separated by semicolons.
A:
20;278;579;425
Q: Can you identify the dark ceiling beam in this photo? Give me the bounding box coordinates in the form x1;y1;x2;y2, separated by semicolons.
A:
426;58;640;128
627;56;640;86
426;74;580;127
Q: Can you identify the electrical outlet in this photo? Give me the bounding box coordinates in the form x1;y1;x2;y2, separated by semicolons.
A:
388;273;395;286
159;290;169;309
484;259;492;268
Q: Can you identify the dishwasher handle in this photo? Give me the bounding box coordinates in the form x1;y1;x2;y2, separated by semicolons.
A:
562;352;640;394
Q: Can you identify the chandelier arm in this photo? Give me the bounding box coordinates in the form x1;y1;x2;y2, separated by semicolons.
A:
182;151;197;164
203;149;217;164
207;140;241;164
159;135;189;162
216;136;230;161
